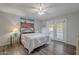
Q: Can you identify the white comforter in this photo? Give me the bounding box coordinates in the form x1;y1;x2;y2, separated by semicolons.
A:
21;33;50;53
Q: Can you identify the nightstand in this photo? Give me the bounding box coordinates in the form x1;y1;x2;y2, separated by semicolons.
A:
10;32;19;47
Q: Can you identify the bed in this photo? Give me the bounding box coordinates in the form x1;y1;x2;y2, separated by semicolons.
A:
21;33;50;54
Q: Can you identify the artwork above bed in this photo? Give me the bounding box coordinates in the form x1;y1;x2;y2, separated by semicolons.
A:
20;16;34;33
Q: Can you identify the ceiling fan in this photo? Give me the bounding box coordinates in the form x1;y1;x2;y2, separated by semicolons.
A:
37;3;47;15
27;3;49;16
32;3;55;15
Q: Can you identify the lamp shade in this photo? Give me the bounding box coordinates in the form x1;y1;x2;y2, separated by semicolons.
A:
13;28;19;32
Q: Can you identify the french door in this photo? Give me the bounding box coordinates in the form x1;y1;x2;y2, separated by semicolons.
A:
48;20;66;41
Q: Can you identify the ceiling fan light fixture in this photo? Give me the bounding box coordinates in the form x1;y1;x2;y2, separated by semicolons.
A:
38;7;46;15
39;7;42;11
38;11;44;15
37;4;46;15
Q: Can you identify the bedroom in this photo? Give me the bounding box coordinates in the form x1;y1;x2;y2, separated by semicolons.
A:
0;3;79;55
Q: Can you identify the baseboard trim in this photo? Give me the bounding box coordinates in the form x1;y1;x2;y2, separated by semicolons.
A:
51;40;76;47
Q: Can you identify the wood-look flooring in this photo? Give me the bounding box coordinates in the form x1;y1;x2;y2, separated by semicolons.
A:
0;40;76;55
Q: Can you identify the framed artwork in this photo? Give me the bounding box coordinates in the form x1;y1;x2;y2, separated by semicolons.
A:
20;17;34;33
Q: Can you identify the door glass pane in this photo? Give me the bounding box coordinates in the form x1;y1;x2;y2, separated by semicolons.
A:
48;24;54;39
49;24;54;31
57;23;63;40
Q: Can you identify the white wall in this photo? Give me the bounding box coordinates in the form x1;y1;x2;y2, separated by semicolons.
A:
66;12;79;46
0;12;20;46
34;20;42;33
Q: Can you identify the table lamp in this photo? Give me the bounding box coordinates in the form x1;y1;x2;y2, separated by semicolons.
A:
12;28;19;37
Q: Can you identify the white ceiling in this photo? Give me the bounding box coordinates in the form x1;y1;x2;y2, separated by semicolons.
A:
0;3;79;20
